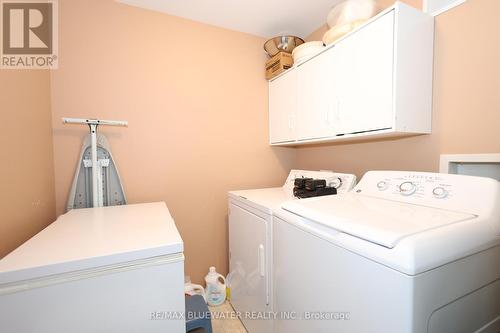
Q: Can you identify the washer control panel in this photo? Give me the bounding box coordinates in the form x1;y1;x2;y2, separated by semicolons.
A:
372;173;453;199
351;170;500;237
352;170;500;215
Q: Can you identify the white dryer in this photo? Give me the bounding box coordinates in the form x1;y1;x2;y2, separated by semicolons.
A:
228;170;356;333
275;171;500;333
0;202;185;333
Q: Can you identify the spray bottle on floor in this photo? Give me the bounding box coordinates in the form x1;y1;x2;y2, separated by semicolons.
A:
205;266;226;306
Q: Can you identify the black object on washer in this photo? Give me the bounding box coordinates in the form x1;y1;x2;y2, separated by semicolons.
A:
293;178;337;198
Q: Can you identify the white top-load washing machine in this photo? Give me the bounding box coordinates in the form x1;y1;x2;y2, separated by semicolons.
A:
0;202;185;333
275;171;500;333
228;170;357;333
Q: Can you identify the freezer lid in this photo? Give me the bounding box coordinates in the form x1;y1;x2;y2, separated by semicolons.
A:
0;202;183;285
282;194;476;248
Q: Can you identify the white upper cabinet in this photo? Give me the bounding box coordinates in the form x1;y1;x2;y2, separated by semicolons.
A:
269;69;297;143
334;10;394;135
296;48;335;141
268;2;434;145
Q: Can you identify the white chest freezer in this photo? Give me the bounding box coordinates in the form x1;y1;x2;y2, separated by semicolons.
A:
0;202;185;333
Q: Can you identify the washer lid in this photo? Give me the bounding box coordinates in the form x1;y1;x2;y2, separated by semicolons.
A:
0;202;183;285
282;194;476;248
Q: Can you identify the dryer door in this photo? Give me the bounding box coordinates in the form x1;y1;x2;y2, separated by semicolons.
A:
228;202;271;333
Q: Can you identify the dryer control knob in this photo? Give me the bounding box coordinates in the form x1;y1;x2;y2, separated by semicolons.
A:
432;187;448;199
330;177;343;189
377;181;389;191
399;182;416;196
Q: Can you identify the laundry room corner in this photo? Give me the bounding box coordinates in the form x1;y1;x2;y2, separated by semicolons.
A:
0;69;56;258
48;0;297;283
2;0;499;331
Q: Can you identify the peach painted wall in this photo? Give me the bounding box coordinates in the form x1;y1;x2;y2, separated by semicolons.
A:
50;0;295;283
0;70;55;258
296;0;500;178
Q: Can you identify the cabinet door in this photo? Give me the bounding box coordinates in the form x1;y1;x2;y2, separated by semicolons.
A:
334;11;395;135
296;49;336;141
269;69;297;144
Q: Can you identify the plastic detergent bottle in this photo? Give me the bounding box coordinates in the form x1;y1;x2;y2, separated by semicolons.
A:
204;267;226;306
225;271;234;302
184;276;207;302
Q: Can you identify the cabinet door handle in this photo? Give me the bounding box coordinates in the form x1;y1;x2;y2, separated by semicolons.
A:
258;244;265;277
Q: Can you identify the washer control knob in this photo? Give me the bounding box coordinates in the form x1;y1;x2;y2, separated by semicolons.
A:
377;181;389;191
432;187;448;199
330;177;343;189
399;182;417;196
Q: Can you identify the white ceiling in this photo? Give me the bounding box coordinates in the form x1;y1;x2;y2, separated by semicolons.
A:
117;0;343;38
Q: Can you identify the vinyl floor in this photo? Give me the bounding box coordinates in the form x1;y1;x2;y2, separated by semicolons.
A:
209;301;247;333
188;300;247;333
